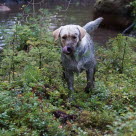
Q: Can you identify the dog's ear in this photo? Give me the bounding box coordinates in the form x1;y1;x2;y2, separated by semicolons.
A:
53;27;63;41
77;26;86;40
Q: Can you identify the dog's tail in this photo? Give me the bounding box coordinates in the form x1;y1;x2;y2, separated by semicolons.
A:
83;17;103;34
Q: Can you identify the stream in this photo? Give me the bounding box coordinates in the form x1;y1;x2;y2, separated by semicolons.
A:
0;0;121;49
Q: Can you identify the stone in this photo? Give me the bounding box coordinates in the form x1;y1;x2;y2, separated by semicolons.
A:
0;47;3;52
94;0;132;16
0;5;11;12
94;0;133;29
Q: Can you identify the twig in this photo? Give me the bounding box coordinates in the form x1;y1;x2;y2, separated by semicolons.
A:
62;0;72;11
122;23;135;35
28;0;45;5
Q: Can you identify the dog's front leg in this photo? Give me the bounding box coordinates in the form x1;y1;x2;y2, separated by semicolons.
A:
64;70;74;92
85;68;95;93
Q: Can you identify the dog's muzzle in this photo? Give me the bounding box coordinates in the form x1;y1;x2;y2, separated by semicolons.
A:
62;46;74;55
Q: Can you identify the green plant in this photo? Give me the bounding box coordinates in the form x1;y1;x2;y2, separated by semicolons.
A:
130;0;136;29
97;34;135;74
0;4;136;135
108;106;136;136
0;91;66;136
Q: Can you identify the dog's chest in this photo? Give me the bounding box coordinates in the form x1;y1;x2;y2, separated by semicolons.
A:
62;54;85;72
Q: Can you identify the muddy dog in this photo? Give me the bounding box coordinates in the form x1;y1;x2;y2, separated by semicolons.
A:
53;17;103;93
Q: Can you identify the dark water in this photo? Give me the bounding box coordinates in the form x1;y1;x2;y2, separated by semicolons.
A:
0;0;121;48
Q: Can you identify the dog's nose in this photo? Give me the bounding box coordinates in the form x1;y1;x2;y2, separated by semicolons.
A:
67;46;73;53
62;46;73;54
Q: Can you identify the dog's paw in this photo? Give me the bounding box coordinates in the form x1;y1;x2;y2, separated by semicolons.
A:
68;95;75;103
84;86;93;93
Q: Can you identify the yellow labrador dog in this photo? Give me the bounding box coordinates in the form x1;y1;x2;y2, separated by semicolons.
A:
53;17;103;93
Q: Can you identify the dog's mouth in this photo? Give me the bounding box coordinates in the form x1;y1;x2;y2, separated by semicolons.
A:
62;46;74;55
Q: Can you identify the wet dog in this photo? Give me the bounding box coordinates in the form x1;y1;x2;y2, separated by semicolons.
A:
53;17;103;93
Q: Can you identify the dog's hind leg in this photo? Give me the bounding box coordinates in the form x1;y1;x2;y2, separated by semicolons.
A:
85;68;95;93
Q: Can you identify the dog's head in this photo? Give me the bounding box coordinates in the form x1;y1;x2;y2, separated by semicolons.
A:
53;25;86;55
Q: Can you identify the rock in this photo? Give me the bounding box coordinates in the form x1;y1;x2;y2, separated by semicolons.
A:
0;47;3;52
129;30;136;37
0;43;6;47
94;0;133;29
0;4;11;12
94;0;132;16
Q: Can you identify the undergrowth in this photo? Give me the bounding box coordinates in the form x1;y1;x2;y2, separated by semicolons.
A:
0;7;136;136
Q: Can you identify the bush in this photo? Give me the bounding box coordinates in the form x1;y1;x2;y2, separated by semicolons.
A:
0;91;66;136
108;107;136;136
0;6;136;136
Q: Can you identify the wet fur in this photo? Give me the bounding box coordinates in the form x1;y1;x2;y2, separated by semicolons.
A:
53;17;103;93
61;33;96;92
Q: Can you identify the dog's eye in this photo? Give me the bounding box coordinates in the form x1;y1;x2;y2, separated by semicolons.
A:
72;36;77;39
62;36;67;40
